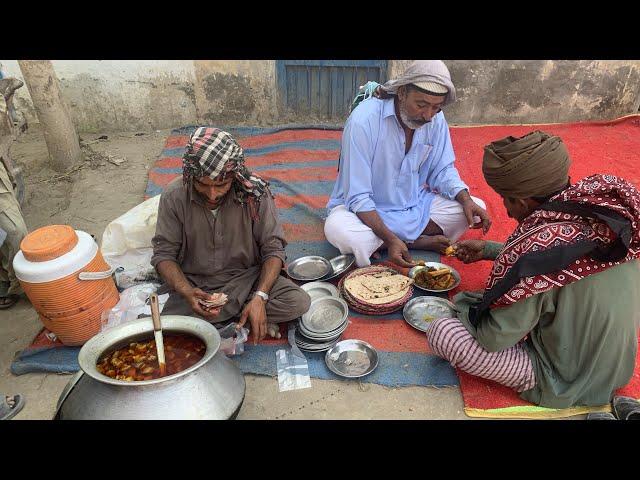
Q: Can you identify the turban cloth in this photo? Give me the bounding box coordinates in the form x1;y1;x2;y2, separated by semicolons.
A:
482;130;571;198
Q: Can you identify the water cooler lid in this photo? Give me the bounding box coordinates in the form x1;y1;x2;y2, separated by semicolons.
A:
13;230;98;283
20;225;79;261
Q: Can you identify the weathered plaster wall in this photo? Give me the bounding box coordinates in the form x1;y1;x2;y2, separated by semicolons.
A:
1;60;197;133
1;60;639;132
192;60;278;126
389;60;640;124
1;60;279;132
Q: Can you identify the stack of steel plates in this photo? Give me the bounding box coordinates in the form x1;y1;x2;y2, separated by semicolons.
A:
300;281;340;302
294;297;349;352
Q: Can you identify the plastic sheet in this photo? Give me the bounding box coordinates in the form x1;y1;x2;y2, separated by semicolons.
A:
276;330;312;392
276;349;312;392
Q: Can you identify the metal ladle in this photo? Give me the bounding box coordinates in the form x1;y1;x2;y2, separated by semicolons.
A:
149;293;167;377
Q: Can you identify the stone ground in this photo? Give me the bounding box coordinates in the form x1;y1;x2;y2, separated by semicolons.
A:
0;126;582;420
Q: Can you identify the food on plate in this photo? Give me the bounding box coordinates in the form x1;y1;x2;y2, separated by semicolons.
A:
339;266;414;315
344;270;413;305
414;266;456;290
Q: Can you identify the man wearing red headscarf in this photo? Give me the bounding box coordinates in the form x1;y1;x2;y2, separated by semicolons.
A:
151;127;310;344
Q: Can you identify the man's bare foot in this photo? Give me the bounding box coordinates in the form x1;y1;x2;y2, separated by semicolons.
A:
267;323;281;339
411;235;451;253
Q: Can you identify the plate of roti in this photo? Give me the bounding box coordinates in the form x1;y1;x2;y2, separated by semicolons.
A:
339;266;414;315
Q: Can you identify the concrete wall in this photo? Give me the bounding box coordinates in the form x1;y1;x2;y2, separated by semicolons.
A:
2;60;639;132
1;60;197;132
192;60;278;126
390;60;640;124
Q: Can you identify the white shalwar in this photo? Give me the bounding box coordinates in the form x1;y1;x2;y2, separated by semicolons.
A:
324;195;486;267
324;95;486;267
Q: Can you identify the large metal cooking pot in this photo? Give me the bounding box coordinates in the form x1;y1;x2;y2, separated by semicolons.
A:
55;315;245;420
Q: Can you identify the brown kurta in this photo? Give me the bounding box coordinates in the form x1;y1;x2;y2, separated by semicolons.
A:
151;178;310;323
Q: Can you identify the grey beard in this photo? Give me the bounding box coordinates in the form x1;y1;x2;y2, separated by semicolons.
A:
399;106;427;130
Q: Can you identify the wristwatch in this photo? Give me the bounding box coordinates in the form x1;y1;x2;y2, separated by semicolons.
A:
254;290;269;302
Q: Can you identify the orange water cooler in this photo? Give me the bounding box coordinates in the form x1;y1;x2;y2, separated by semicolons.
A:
13;225;120;346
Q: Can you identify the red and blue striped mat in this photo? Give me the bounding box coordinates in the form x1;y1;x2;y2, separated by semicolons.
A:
14;117;640;418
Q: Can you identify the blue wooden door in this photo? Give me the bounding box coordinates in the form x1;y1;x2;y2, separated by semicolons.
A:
276;60;388;120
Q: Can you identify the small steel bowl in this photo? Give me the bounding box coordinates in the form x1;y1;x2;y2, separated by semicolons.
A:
320;254;356;281
301;281;340;302
325;339;379;378
402;296;458;333
287;256;332;281
408;262;461;293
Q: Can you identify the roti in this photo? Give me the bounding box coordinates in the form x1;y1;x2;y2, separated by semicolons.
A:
359;273;412;295
350;288;409;305
344;271;413;305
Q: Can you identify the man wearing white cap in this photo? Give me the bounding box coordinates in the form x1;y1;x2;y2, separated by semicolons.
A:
324;60;491;268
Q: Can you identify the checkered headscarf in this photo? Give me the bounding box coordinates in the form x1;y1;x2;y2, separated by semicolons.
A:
182;127;271;213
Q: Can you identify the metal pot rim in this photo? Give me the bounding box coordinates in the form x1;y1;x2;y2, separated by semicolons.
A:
78;315;221;387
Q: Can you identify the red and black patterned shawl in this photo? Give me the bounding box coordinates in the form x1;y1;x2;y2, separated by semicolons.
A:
469;174;640;325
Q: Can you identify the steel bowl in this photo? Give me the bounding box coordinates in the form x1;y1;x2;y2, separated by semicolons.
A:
402;296;458;333
408;262;461;293
325;339;379;378
287;256;332;282
301;281;340;302
320;254;356;281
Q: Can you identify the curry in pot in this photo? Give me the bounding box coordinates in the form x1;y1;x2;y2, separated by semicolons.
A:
97;333;206;381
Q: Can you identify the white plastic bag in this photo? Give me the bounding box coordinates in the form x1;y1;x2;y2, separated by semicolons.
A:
101;283;168;332
100;195;160;289
101;195;160;257
217;323;249;356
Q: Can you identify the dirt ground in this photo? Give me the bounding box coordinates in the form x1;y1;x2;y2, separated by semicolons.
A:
0;126;581;420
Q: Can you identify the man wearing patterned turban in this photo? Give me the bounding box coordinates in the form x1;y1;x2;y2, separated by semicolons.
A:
426;130;640;411
152;127;310;344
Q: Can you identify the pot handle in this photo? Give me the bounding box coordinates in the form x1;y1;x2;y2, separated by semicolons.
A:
78;266;119;281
